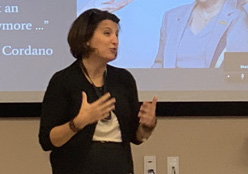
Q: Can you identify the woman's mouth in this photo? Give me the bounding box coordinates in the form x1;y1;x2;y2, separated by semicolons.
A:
110;48;117;53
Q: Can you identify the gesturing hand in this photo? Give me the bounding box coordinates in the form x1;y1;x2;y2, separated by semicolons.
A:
138;96;158;127
74;92;116;129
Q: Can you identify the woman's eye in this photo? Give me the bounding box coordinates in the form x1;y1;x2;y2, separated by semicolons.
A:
104;31;111;36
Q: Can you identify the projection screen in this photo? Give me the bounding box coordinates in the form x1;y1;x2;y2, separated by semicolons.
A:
1;0;248;103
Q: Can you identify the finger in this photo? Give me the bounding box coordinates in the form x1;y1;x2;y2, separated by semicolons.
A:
102;111;112;120
99;98;116;112
103;97;116;108
152;96;158;107
140;103;149;113
95;92;112;105
98;104;115;120
139;108;147;116
139;116;152;125
140;102;154;116
138;110;152;120
138;111;145;118
82;92;88;105
151;96;158;113
139;116;145;124
139;100;157;119
138;108;149;118
142;97;158;109
139;112;156;126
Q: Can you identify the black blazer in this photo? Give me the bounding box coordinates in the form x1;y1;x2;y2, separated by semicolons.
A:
39;60;141;173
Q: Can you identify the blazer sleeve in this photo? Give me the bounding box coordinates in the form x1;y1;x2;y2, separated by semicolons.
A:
38;72;70;151
153;11;169;66
125;70;142;145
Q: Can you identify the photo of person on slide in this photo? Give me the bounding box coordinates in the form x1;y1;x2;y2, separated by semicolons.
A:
77;0;134;15
152;0;248;68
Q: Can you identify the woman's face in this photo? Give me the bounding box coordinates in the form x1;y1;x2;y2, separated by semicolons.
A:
88;19;119;62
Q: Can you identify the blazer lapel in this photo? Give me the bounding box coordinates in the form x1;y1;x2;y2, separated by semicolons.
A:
164;2;195;68
205;0;237;67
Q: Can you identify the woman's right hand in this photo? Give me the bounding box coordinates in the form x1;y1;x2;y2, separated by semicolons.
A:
74;92;116;129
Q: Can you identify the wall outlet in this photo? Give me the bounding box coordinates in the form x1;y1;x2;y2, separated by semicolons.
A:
167;157;179;174
144;156;156;174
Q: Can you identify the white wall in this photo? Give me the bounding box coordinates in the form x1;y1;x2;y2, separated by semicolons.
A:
0;118;51;174
1;117;248;174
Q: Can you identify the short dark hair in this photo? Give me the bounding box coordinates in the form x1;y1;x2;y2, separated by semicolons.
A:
67;8;120;60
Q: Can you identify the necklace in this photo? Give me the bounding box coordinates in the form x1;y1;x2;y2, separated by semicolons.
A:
79;61;111;121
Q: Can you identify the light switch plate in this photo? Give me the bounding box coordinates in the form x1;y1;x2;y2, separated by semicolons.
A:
167;156;179;174
144;156;156;174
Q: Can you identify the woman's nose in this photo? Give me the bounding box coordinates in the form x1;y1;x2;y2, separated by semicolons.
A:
112;35;118;46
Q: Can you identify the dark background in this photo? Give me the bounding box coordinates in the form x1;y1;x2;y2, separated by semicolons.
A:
1;102;248;117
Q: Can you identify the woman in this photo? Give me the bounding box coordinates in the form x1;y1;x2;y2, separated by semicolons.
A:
39;9;157;174
152;0;248;68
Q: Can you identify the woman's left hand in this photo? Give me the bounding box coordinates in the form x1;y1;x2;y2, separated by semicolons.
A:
138;96;158;127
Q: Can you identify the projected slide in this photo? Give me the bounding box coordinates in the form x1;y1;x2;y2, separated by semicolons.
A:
0;1;75;93
1;0;248;102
